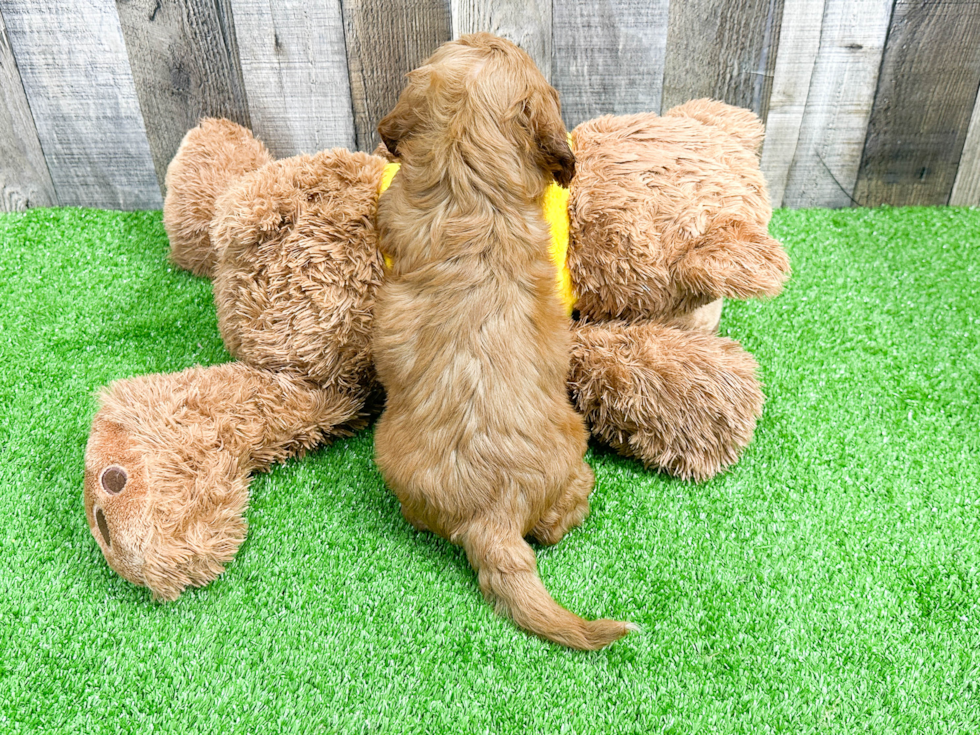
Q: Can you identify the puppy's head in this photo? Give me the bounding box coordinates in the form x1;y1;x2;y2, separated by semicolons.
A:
378;33;575;187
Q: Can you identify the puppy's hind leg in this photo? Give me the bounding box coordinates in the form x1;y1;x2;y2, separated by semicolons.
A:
532;461;595;546
400;504;430;533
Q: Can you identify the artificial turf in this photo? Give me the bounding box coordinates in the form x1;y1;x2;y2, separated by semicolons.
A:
1;205;978;733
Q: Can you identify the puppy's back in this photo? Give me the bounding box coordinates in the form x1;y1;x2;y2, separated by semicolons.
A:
372;33;635;650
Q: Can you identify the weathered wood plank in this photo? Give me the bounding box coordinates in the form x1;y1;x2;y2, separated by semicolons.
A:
553;0;669;128
759;0;824;209
451;0;550;82
342;0;451;152
950;93;980;206
854;1;980;207
0;6;55;211
0;0;161;209
661;0;784;121
231;0;354;157
781;0;893;209
117;0;251;189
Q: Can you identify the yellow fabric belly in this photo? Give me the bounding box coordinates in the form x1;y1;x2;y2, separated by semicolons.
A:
377;162;576;315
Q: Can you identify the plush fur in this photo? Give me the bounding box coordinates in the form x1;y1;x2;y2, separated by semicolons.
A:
164;118;274;277
563;98;790;477
85;363;363;600
87;125;386;600
210;145;388;391
84;39;789;602
568;101;787;323
569;322;763;480
371;34;633;650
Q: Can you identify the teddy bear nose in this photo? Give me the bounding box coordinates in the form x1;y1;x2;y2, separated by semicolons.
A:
101;465;128;494
95;506;111;547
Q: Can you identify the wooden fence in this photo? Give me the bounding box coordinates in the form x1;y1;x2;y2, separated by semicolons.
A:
2;0;980;212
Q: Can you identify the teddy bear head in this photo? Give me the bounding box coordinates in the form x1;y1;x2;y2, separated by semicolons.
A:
566;99;790;325
84;374;249;601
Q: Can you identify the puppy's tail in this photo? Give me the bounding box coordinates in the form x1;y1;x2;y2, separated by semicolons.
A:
462;522;636;650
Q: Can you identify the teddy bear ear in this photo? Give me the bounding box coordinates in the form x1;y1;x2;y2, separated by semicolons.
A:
663;99;766;157
139;454;250;602
676;219;791;300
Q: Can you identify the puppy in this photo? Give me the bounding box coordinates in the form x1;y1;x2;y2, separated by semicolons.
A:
372;33;635;650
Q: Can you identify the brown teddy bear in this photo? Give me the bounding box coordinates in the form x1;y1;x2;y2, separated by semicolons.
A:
84;99;789;600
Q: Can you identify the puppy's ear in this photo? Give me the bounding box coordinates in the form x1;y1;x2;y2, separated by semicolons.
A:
523;88;575;187
377;103;415;159
378;69;428;157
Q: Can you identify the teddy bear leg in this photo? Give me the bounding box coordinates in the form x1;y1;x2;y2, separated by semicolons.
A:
569;322;765;481
163;119;273;277
666;298;724;334
84;361;366;600
531;460;595;546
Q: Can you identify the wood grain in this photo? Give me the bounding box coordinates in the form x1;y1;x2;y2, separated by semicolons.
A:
342;0;451;152
0;6;55;211
0;0;161;209
662;0;784;121
231;0;355;158
759;0;824;209
117;0;251;189
781;0;893;209
951;93;980;206
854;1;980;207
4;0;980;212
553;0;669;128
451;0;550;82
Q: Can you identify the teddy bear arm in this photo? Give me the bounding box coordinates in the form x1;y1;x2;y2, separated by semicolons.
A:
85;362;367;600
568;321;764;480
677;219;791;302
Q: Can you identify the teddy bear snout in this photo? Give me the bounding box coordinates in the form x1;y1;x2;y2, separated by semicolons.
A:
94;505;112;547
100;465;128;495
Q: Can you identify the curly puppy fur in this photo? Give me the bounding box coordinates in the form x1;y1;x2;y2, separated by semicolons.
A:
372;33;634;650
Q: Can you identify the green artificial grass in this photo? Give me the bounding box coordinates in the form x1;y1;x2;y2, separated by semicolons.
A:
1;206;979;733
